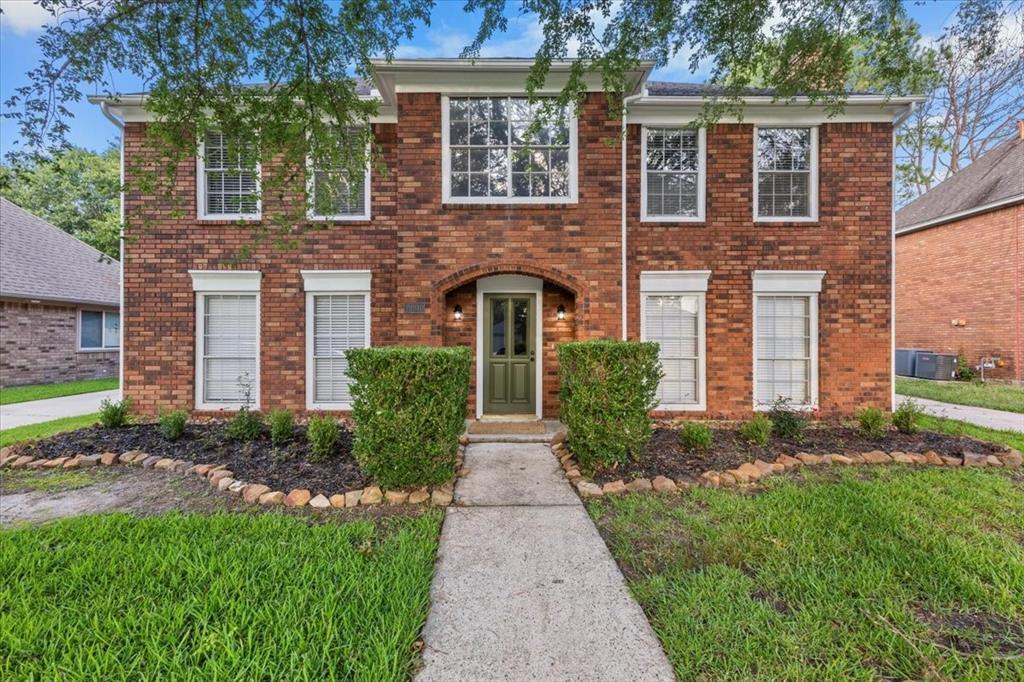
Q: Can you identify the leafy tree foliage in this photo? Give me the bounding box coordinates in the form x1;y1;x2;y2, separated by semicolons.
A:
0;145;121;258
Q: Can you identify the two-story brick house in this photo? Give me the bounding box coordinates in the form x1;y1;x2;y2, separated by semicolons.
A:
91;59;918;419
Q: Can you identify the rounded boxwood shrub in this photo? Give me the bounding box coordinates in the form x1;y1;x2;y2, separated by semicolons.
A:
558;340;661;471
347;346;471;488
678;421;713;452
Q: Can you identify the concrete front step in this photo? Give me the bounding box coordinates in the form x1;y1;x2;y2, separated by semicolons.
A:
466;433;554;444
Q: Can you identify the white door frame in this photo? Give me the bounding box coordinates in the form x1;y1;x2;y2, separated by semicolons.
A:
475;274;544;419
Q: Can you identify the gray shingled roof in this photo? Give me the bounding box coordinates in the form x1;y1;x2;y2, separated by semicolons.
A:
896;133;1024;232
0;198;119;306
645;81;883;97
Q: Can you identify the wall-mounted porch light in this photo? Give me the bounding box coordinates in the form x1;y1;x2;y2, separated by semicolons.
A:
453;304;464;321
556;304;566;321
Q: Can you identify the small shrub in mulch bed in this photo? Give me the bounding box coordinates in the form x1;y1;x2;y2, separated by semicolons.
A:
8;421;370;495
588;422;1012;485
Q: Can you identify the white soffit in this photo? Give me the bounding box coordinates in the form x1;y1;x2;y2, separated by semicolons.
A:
627;97;923;125
751;270;825;293
640;270;712;293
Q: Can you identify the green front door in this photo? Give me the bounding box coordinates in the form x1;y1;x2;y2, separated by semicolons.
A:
483;294;536;415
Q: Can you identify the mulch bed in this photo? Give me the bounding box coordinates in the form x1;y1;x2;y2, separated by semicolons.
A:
11;421;371;495
590;423;1011;485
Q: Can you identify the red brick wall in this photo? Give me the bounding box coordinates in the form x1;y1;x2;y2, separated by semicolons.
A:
626;122;894;417
896;203;1023;382
0;299;118;387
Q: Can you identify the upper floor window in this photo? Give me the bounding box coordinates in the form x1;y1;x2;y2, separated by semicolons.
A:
308;130;371;221
79;310;120;351
642;127;705;221
197;131;260;220
442;96;577;204
754;127;818;221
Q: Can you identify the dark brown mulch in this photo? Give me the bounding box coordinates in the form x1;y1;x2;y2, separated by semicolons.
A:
913;606;1024;656
11;421;371;496
589;423;1010;485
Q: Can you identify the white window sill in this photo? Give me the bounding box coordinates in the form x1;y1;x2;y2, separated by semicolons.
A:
443;196;578;206
77;347;119;353
754;402;817;412
656;402;707;411
307;214;371;222
641;215;705;223
195;403;260;412
754;216;819;223
308;402;353;411
198;214;262;222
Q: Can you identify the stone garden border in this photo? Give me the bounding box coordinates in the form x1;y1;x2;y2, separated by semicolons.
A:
549;434;1023;498
0;446;461;509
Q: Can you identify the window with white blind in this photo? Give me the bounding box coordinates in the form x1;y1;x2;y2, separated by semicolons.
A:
199;294;259;407
303;271;371;410
307;130;371;220
754;127;818;221
442;96;577;204
752;270;823;409
197;131;260;219
641;127;705;221
640;271;709;410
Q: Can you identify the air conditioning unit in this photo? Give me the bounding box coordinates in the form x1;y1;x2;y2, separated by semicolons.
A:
913;352;958;380
895;348;931;377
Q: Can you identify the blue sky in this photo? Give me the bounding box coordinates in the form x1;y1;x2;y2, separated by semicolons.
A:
0;0;961;157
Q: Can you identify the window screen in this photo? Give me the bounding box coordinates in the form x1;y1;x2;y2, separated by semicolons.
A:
202;294;258;404
645;128;700;217
644;294;701;406
202;131;259;217
311;294;368;405
755;295;812;405
756;128;812;218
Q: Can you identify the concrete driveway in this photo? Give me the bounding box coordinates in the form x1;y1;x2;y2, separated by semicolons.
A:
0;389;120;429
908;397;1024;433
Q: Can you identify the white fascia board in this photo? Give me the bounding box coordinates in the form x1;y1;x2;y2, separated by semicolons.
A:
301;270;372;292
751;270;825;293
895;193;1024;236
88;95;395;124
640;270;712;293
189;270;261;292
627;97;923;125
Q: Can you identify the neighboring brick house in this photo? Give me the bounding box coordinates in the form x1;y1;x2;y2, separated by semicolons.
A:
0;198;120;387
895;123;1024;383
91;59;918;418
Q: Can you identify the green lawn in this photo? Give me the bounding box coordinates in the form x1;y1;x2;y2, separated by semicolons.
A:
918;414;1024;453
0;412;100;448
897;377;1024;414
589;467;1024;680
0;377;118;405
1;511;442;680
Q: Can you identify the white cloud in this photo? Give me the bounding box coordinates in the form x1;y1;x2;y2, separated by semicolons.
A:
0;0;56;35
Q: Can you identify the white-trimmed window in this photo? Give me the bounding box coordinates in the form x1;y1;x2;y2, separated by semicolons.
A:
752;270;824;409
442;96;577;204
307;130;371;220
302;271;371;410
190;271;261;410
640;271;710;410
79;310;120;350
641;127;706;221
197;131;261;220
754;127;818;221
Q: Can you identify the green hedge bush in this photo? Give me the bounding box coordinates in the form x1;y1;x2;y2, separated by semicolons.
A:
347;346;471;488
558;340;661;470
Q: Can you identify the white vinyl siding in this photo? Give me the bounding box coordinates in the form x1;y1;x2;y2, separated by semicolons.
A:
310;294;369;406
754;127;817;221
199;294;259;406
641;127;705;221
78;310;120;350
198;131;260;219
754;295;816;407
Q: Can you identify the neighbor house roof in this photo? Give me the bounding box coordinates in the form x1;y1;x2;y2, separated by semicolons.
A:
896;131;1024;235
0;198;119;307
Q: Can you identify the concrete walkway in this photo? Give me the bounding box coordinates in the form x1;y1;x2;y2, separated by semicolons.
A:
906;396;1024;433
417;441;675;681
0;389;119;429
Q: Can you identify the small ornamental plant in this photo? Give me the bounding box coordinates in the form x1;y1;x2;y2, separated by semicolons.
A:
739;414;773;447
268;409;294;446
768;398;807;443
158;409;188;442
856;406;888;440
98;397;132;428
306;415;339;463
892;398;924;434
678;422;713;452
226;407;263;441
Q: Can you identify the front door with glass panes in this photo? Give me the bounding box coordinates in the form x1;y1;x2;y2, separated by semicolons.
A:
483;294;536;414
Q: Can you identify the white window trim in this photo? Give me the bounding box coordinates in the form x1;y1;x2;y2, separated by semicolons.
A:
640;127;706;222
191;270;262;411
196;132;262;221
751;270;824;411
302;270;372;411
306;142;372;222
77;309;120;352
640;270;710;411
753;125;818;223
440;95;579;205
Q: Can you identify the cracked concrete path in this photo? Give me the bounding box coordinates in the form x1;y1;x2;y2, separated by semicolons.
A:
417;442;675;681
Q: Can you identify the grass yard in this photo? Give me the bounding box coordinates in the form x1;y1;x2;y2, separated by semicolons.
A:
896;377;1024;414
589;467;1024;680
0;412;100;448
0;511;442;680
0;377;118;405
918;414;1024;453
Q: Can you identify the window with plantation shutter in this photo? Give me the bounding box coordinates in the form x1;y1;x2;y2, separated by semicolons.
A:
201;294;259;405
198;131;260;219
642;127;705;220
640;271;709;410
311;294;369;405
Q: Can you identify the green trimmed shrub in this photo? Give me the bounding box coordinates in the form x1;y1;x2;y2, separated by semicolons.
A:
892;398;924;434
739;413;773;447
856;406;888;440
678;422;713;452
768;398;807;442
347;346;471;488
269;409;294;446
158;409;188;442
306;415;339;462
558;340;661;470
226;407;263;441
99;397;132;428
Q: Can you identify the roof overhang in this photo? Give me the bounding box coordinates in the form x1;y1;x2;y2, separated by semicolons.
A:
895;193;1024;236
0;292;120;308
369;58;654;106
626;94;925;126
